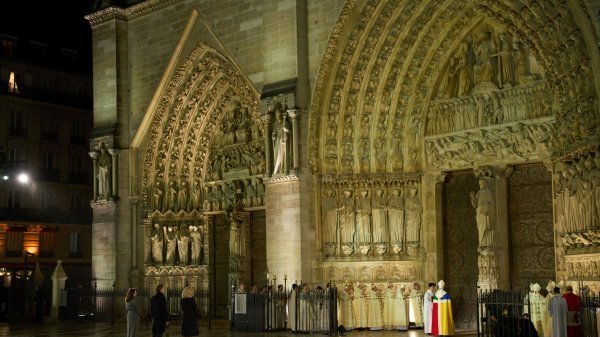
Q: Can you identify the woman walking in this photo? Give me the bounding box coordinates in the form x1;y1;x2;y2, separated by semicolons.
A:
125;288;142;337
181;286;199;337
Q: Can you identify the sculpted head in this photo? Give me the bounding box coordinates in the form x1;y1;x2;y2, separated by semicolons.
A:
478;179;487;189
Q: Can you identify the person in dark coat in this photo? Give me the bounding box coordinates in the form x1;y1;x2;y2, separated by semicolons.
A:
519;313;539;337
151;284;168;337
181;286;199;337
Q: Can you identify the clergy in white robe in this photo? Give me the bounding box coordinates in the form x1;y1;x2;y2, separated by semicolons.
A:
395;283;409;330
339;282;355;330
368;284;383;330
288;284;298;331
353;282;368;329
315;286;329;332
409;282;424;328
424;282;435;334
542;282;556;337
383;283;396;330
298;285;313;332
548;287;567;337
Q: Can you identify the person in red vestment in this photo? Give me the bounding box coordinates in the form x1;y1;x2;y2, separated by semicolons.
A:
562;285;581;337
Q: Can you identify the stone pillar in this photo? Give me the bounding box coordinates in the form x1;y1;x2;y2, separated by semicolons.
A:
422;172;447;282
263;114;273;177
473;165;512;290
89;151;98;200
108;149;119;198
265;176;303;283
287;109;300;172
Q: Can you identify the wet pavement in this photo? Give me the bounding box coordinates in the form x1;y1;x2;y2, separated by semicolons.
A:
0;320;478;337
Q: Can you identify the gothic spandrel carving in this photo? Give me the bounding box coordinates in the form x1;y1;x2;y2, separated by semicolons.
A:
141;42;261;212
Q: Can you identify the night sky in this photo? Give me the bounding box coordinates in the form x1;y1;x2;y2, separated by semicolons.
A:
0;0;94;50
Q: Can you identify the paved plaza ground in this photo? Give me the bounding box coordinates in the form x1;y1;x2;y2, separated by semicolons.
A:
0;320;478;337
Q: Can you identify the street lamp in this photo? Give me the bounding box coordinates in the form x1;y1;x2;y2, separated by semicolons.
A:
24;251;35;281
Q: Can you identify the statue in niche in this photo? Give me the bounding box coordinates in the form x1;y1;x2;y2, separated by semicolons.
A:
372;188;388;244
226;209;244;258
272;105;290;175
221;104;237;146
177;225;189;265
235;106;249;143
356;190;372;254
164;225;177;265
388;188;405;254
168;180;177;211
473;31;496;85
212;184;223;211
178;180;188;212
338;189;356;254
321;188;339;246
256;180;265;206
244;179;255;207
405;188;422;243
190;180;201;210
457;42;472;96
97;143;112;200
497;33;514;88
582;158;596;228
189;224;203;265
568;164;583;232
153;181;164;211
443;55;459;98
150;222;164;264
470;179;495;253
592;155;600;228
203;185;213;211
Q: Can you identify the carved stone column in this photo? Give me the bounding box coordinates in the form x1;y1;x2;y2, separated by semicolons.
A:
287;109;300;173
89;151;99;200
422;171;447;282
108;149;119;198
262;114;273;177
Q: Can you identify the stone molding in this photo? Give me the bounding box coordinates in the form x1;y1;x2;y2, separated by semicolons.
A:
85;0;184;27
90;200;116;209
263;174;299;185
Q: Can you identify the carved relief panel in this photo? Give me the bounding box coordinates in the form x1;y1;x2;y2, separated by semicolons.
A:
319;174;422;259
508;163;554;290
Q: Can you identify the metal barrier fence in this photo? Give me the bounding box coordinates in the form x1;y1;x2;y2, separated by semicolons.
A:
477;286;600;337
64;284;210;327
231;287;338;335
581;286;599;337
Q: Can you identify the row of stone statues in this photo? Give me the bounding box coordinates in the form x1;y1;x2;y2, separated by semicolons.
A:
146;221;204;266
427;83;551;136
566;260;599;279
205;144;266;182
217;101;262;147
425;121;553;169
203;178;265;212
437;29;541;100
554;152;600;238
321;187;422;256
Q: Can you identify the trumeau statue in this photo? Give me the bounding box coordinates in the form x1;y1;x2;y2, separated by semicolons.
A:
470;179;495;253
272;103;290;175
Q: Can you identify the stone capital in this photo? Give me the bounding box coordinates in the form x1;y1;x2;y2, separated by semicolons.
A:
473;165;494;178
493;165;513;179
107;149;120;157
89;151;99;160
287;109;302;119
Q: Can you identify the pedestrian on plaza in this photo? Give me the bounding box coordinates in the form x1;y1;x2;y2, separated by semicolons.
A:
181;286;199;337
151;284;169;337
548;287;567;337
125;288;142;337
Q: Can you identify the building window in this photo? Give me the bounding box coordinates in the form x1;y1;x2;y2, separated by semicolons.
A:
6;230;23;257
8;71;20;94
42;152;54;170
1;37;16;57
39;231;55;258
8;148;24;164
69;233;81;258
8;110;26;136
8;189;23;208
41;118;57;141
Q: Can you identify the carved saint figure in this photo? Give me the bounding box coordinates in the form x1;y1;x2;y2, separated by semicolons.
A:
272;106;289;175
338;189;356;244
356;190;372;244
321;188;338;244
97;143;112;199
405;188;422;243
457;42;472;96
189;225;203;265
388;188;405;253
150;222;164;264
227;209;244;258
164;225;177;265
497;33;514;87
470;179;495;252
177;225;189;265
371;189;387;243
473;31;496;84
